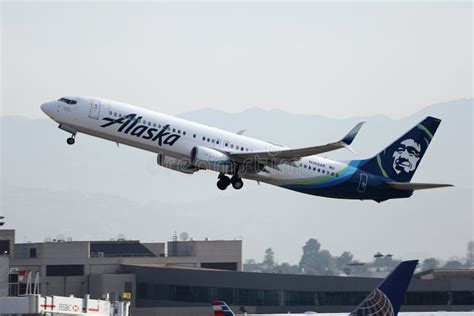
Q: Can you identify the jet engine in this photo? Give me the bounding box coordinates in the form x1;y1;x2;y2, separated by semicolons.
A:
190;146;233;173
157;153;198;174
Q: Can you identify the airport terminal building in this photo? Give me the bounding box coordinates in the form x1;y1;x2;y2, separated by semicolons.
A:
1;231;473;316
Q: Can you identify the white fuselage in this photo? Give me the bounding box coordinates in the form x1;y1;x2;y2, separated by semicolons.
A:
41;96;351;188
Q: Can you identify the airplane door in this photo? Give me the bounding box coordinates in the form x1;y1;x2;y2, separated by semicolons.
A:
357;172;368;193
89;99;101;120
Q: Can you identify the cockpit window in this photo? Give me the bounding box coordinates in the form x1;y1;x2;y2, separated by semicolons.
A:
58;97;77;105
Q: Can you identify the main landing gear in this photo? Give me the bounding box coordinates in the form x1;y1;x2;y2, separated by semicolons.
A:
217;174;244;190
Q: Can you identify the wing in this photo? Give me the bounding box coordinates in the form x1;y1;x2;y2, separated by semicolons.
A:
387;182;454;191
230;122;365;165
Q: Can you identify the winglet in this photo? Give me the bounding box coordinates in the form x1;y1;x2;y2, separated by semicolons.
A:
211;301;235;316
237;129;246;135
351;260;418;316
341;122;365;146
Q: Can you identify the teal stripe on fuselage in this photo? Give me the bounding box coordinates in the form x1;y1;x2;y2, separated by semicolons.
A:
281;160;361;190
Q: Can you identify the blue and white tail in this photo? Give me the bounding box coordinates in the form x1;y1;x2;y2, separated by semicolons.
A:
358;117;441;182
212;301;235;316
351;260;418;316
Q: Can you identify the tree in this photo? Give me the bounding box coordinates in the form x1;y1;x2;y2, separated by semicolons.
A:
444;260;463;269
262;248;276;272
299;238;321;274
275;262;300;274
336;251;354;270
421;258;439;271
467;241;474;267
318;250;337;275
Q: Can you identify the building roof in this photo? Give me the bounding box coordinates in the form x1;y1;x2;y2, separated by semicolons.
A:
414;268;474;280
90;241;156;257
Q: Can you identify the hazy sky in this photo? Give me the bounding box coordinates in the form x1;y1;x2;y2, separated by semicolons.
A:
1;2;472;119
0;2;472;264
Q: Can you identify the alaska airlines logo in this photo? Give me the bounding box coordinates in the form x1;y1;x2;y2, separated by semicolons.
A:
100;113;180;146
352;289;394;316
392;139;421;174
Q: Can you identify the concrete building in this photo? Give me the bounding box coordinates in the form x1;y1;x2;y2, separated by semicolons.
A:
0;230;14;297
10;237;242;304
3;231;473;316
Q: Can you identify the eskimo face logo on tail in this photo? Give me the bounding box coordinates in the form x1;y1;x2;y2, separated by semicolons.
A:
100;113;180;146
392;139;421;175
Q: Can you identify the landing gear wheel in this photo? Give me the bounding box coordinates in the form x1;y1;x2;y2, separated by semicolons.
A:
217;175;231;190
66;137;75;145
231;177;244;190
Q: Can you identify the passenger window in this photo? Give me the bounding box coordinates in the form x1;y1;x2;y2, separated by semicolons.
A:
178;130;181;134
193;134;196;138
148;122;151;126
172;128;175;132
119;114;122;117
317;169;321;172
109;111;112;115
158;124;161;128
207;138;210;142
143;120;146;124
313;167;316;171
216;140;219;144
231;144;234;148
225;143;228;147
114;112;117;116
183;131;186;135
331;172;335;176
212;139;215;143
202;137;205;141
153;123;156;127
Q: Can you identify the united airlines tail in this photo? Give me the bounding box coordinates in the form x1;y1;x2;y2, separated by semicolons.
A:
357;116;441;183
351;260;418;316
212;301;235;316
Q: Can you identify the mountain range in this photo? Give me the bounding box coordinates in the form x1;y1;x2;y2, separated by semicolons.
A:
0;98;472;263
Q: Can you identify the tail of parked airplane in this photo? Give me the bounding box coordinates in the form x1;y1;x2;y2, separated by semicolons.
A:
351;260;418;316
212;300;235;316
357;116;441;183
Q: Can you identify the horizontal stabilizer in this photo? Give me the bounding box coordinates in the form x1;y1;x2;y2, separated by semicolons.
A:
388;182;453;191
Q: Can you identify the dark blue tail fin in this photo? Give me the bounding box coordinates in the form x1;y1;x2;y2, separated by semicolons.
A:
358;117;441;182
351;260;418;316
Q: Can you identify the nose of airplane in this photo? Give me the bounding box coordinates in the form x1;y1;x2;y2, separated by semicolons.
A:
40;101;53;116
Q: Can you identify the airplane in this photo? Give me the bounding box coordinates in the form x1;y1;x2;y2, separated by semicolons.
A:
40;97;452;202
211;260;471;316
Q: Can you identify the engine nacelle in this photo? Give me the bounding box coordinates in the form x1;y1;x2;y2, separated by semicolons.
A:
157;153;198;174
190;146;233;173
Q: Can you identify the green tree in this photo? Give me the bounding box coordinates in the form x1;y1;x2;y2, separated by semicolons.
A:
299;238;321;274
467;241;474;267
444;260;463;269
262;248;276;272
319;250;337;275
276;262;301;274
336;251;354;270
421;258;439;271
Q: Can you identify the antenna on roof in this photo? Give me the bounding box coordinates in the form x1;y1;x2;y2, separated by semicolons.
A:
117;233;126;241
179;232;189;241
